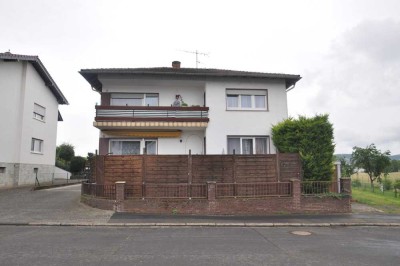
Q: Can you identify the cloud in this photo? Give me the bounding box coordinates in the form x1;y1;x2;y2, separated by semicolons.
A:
292;19;400;154
342;19;400;64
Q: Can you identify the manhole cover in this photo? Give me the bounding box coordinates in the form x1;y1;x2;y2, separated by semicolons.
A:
291;231;312;236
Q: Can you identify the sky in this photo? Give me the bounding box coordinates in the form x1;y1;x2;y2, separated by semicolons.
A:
1;0;399;156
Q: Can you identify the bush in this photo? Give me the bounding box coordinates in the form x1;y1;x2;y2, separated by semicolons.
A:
394;180;400;190
69;156;86;174
352;179;362;188
56;159;69;171
272;114;335;181
382;177;392;191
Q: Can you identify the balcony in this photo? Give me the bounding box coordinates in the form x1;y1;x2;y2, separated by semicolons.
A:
94;106;209;130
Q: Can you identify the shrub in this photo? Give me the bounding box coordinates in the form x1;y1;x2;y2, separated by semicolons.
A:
272;114;335;181
382;177;392;191
394;180;400;190
352;179;362;188
56;159;69;171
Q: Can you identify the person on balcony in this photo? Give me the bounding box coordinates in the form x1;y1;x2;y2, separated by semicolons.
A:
173;94;182;107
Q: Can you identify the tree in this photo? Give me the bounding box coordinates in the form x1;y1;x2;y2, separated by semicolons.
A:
387;160;400;173
351;144;391;190
338;157;355;178
272;114;335;181
56;143;75;162
69;156;87;174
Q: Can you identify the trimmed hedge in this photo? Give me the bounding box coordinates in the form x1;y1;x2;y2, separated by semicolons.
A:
272;115;335;181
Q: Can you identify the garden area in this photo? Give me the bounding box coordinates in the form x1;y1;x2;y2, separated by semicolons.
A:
351;172;400;213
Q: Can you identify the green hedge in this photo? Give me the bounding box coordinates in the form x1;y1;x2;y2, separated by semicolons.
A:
272;115;335;181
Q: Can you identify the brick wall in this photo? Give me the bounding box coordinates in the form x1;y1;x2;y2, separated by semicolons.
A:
301;196;351;213
82;178;352;214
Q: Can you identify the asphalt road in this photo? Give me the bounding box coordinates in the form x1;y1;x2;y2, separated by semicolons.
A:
1;226;399;266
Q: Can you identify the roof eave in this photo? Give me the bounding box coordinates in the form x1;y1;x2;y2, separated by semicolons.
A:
79;70;302;92
0;53;69;104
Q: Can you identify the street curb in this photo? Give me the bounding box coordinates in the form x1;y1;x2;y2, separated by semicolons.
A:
1;222;400;227
32;182;83;191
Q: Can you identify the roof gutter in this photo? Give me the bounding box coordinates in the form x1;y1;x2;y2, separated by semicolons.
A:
286;84;296;92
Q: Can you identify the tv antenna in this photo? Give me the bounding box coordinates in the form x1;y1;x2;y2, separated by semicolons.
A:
180;50;209;68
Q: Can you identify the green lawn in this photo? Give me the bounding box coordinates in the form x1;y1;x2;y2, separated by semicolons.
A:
352;186;400;213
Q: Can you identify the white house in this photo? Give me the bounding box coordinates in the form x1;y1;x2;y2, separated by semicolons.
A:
0;52;68;187
80;61;300;155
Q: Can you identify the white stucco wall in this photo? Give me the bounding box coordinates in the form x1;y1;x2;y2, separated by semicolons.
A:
205;80;288;154
97;76;289;155
19;63;59;165
0;60;60;187
158;130;204;155
100;77;206;106
0;61;24;163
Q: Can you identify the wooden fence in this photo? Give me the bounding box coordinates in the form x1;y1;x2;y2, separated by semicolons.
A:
90;153;302;189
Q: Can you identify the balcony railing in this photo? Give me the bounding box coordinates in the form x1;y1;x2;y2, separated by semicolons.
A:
95;106;209;122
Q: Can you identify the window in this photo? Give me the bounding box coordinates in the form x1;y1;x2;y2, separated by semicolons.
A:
0;167;5;174
145;140;157;154
111;93;159;106
144;94;159;106
226;89;267;110
33;103;46;121
31;138;43;153
227;136;269;154
110;139;157;155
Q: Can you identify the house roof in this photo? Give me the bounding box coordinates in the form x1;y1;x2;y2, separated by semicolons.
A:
0;52;68;104
79;67;301;92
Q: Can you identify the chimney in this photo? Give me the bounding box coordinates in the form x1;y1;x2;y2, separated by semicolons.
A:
172;61;181;69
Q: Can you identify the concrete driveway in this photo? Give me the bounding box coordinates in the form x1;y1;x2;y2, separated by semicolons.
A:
0;184;113;224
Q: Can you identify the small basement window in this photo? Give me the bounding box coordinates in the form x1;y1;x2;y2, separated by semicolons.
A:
0;167;5;173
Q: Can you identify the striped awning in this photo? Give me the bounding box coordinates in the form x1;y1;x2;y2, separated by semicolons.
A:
103;130;182;138
94;121;208;129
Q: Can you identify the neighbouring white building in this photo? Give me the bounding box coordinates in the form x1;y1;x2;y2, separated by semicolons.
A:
0;52;68;187
80;61;300;155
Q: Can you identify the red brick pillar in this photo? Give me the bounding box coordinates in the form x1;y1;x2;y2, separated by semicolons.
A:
207;181;216;201
115;181;126;212
340;178;352;212
290;179;301;210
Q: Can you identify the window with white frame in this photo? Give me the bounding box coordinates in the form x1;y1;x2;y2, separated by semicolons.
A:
110;93;159;106
31;138;43;153
227;136;269;155
33;103;46;121
110;139;157;155
226;89;267;110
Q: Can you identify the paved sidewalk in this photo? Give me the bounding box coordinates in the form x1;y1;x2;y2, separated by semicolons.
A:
1;184;400;227
107;212;400;226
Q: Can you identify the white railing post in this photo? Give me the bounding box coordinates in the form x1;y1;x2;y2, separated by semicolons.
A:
334;161;341;193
